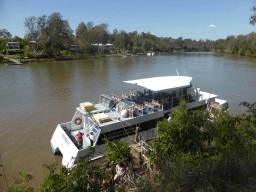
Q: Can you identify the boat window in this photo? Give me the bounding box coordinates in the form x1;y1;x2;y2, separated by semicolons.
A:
100;95;113;108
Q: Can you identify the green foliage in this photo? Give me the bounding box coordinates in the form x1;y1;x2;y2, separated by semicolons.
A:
146;99;256;191
0;38;6;53
24;13;73;57
7;172;34;192
103;138;130;163
0;29;12;39
153;98;212;162
240;101;256;116
39;157;106;192
61;50;69;57
250;6;256;26
211;32;256;57
23;46;33;57
12;37;29;50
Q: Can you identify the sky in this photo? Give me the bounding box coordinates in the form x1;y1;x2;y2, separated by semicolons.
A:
0;0;256;41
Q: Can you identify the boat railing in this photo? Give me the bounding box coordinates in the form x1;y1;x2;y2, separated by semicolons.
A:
138;128;158;142
60;122;71;132
83;117;97;135
110;88;197;112
84;117;101;146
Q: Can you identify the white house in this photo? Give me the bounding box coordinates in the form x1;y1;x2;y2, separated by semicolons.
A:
91;43;113;48
6;42;20;51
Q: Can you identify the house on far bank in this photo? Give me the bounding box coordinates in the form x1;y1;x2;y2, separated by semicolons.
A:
106;43;114;48
6;42;20;52
91;43;114;49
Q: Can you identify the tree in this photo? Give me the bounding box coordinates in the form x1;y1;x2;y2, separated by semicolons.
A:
45;12;73;44
0;29;12;39
24;16;39;41
250;6;256;25
75;22;89;56
0;38;6;53
44;13;73;57
86;21;94;46
115;30;129;53
113;28;118;36
24;13;73;57
213;39;226;53
152;99;211;161
91;23;109;52
75;22;87;38
38;146;106;192
226;35;237;53
104;138;130;163
36;15;47;35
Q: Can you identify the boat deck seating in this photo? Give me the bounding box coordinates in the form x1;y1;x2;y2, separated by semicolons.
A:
64;90;196;148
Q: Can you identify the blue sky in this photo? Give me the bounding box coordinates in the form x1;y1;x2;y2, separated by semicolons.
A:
0;0;255;40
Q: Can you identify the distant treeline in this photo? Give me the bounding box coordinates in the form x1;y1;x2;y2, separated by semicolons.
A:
0;12;214;58
1;11;256;58
212;32;256;57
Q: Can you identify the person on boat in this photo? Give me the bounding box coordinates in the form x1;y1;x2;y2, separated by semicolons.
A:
114;161;126;183
89;132;94;146
168;113;172;123
76;131;84;149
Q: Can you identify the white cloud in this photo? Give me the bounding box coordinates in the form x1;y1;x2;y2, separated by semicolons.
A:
210;24;216;28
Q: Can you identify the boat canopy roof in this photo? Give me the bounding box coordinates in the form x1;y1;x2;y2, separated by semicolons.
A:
123;76;192;91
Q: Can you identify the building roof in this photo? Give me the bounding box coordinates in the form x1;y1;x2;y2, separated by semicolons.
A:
7;42;19;44
123;76;192;91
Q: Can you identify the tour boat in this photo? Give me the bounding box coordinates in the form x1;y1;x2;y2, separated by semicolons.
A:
50;75;229;168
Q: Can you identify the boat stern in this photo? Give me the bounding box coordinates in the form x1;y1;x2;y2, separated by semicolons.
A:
50;125;79;168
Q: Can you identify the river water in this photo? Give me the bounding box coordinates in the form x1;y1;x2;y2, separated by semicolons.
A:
0;52;255;190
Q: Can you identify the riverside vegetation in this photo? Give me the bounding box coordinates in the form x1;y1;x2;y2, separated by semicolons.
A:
2;5;256;62
2;99;256;191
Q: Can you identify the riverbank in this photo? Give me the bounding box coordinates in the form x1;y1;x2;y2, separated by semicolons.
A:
1;52;152;64
1;54;104;64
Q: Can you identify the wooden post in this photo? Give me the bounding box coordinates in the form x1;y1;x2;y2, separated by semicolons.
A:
134;127;139;143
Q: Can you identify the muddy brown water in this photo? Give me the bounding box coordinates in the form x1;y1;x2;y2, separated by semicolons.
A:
0;53;256;190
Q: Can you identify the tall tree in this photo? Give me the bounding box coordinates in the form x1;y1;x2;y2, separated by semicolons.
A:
45;12;73;44
75;22;87;38
0;29;12;39
24;13;73;57
91;23;109;52
24;16;39;41
43;12;73;56
37;15;47;35
115;30;128;53
76;22;89;56
250;6;256;25
86;21;94;46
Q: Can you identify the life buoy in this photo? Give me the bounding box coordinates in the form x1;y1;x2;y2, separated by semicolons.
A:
75;118;82;125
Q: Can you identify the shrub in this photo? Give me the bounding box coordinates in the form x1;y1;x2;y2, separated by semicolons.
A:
104;138;130;163
61;50;69;57
23;46;33;57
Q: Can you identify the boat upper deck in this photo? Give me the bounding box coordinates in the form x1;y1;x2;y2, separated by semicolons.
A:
88;97;163;127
